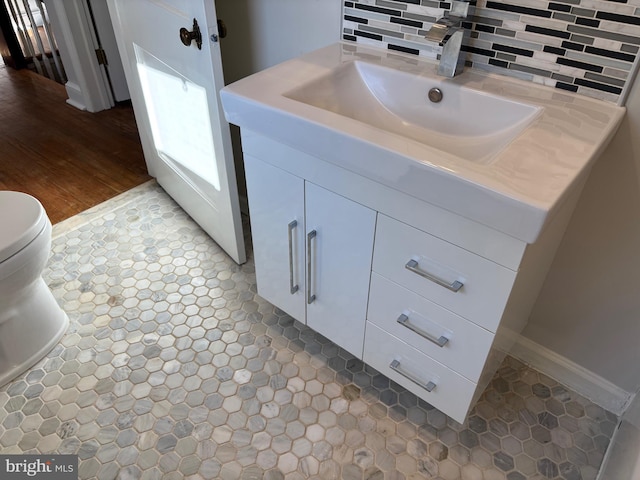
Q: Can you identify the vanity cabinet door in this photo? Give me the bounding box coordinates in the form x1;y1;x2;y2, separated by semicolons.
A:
305;183;376;358
244;155;306;321
245;156;376;358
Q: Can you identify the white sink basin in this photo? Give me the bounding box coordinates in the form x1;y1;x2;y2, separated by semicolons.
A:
220;43;625;242
284;61;541;164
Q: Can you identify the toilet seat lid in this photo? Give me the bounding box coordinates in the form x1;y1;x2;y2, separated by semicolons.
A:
0;191;48;262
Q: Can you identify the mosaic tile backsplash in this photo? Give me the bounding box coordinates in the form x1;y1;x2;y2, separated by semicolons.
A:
342;0;640;103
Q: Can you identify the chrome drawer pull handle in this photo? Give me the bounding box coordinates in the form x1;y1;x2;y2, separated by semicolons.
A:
288;220;299;294
390;359;436;392
397;314;449;347
405;259;463;293
307;230;317;304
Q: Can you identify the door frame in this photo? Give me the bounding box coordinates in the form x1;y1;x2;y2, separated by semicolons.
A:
86;0;129;102
46;0;126;112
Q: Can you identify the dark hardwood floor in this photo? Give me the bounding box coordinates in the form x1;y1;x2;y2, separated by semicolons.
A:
0;64;151;224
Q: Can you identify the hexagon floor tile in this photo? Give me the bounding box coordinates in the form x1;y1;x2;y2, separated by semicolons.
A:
0;181;618;480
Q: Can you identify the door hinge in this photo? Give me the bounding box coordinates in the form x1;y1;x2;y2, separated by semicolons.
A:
95;48;108;66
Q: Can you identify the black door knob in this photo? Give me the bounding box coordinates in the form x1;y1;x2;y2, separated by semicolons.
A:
179;18;202;50
217;19;227;39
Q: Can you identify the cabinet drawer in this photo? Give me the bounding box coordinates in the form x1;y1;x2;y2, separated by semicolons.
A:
372;214;517;332
368;274;494;382
363;323;476;423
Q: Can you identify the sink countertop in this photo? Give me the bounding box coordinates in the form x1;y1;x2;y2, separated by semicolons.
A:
221;42;625;243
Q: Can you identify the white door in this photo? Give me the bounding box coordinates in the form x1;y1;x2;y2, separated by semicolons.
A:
107;0;246;264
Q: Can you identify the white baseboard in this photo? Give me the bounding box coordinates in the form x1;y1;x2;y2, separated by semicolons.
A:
64;82;87;111
511;335;632;416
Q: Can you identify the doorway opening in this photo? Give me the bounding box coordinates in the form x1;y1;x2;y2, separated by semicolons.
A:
1;0;65;82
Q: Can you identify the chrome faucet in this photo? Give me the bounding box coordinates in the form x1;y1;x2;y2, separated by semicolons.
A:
424;0;470;77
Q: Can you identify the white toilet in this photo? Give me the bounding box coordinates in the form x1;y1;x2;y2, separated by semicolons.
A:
0;191;69;387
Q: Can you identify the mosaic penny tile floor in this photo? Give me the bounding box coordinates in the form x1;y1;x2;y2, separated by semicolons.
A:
0;181;618;479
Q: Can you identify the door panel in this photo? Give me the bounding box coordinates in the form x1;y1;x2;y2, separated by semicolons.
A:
107;0;246;264
135;46;220;192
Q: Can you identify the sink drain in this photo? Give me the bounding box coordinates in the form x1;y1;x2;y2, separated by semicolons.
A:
428;87;443;103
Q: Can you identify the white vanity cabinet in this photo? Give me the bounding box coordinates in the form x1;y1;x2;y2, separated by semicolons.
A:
221;42;624;424
244;154;376;357
238;132;579;423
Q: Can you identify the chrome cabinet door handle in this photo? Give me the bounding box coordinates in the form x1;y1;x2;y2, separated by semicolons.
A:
307;230;317;304
405;259;463;292
390;359;436;392
397;314;449;347
288;220;298;294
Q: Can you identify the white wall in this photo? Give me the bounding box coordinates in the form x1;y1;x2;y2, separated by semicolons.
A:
215;0;342;200
215;0;342;84
524;73;640;396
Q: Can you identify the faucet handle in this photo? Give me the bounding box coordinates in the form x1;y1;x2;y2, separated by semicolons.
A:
450;0;470;18
424;23;450;44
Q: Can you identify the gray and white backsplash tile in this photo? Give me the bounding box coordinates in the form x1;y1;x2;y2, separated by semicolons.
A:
342;0;640;103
